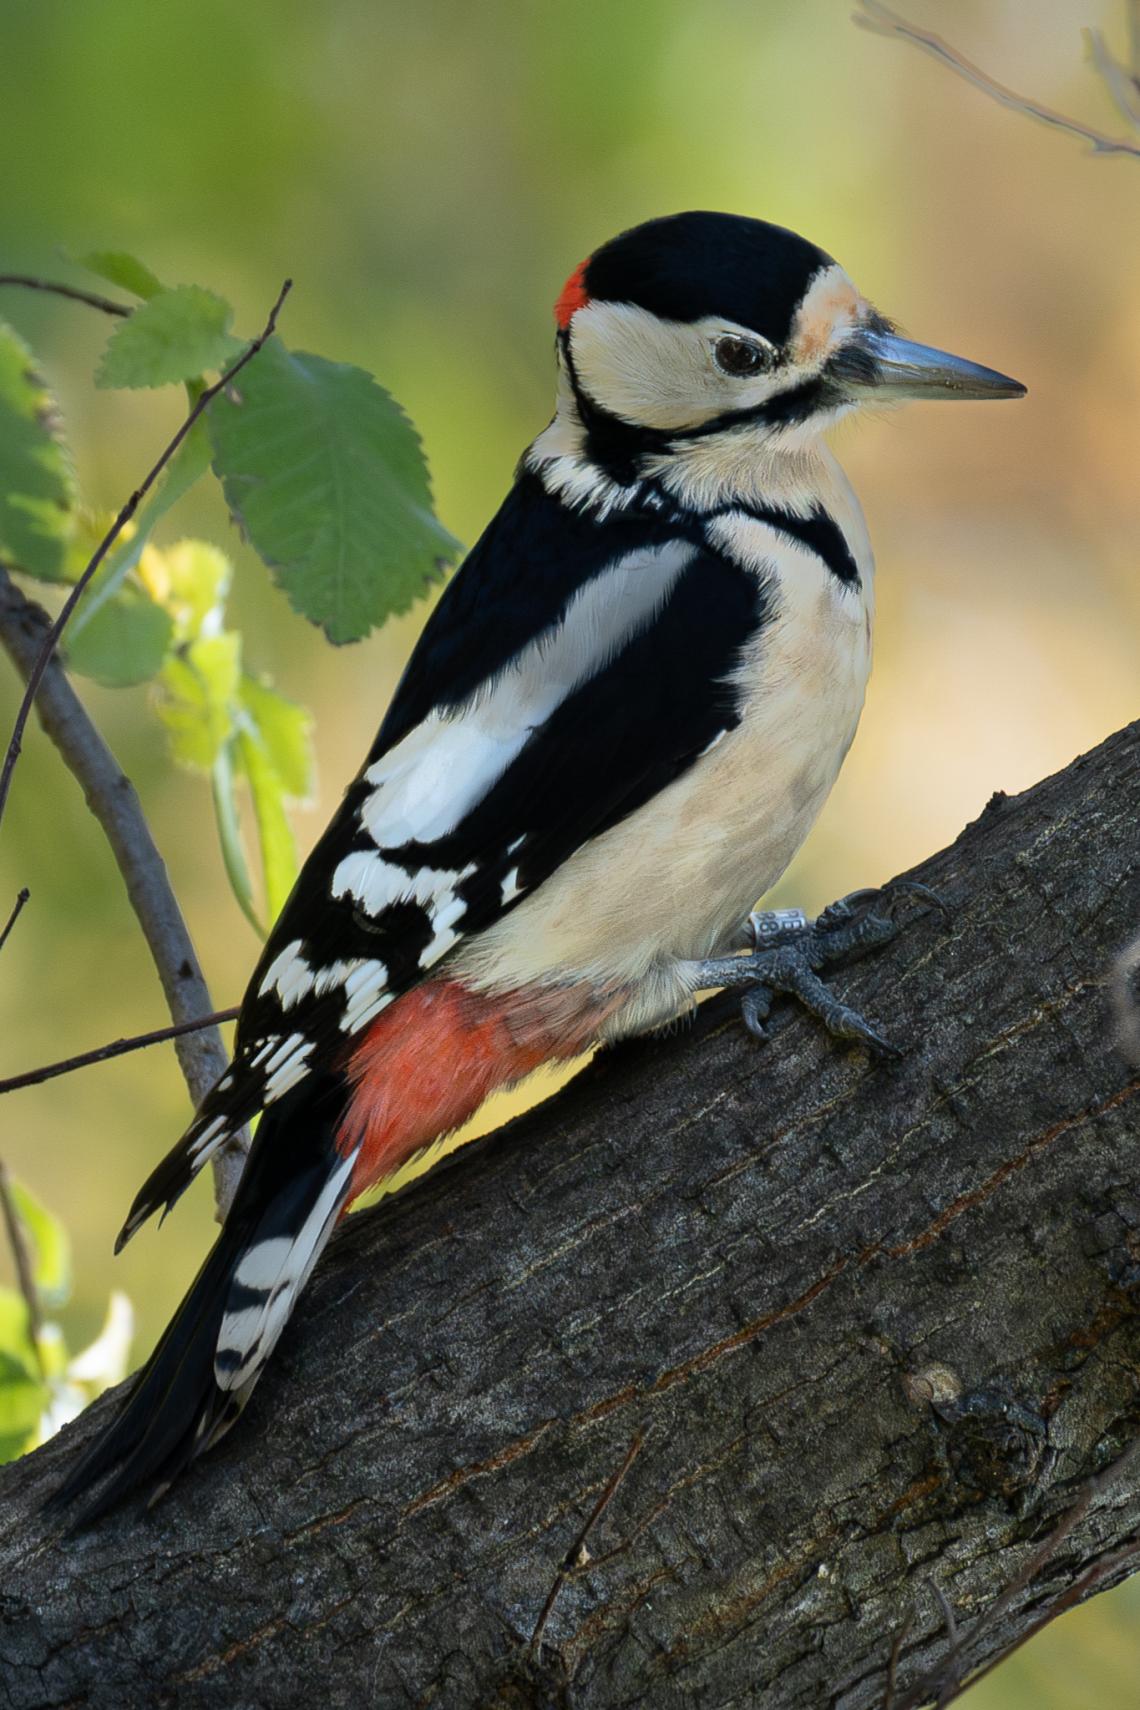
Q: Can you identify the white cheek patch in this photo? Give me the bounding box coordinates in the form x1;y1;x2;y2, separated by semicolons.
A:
571;301;784;431
356;541;694;848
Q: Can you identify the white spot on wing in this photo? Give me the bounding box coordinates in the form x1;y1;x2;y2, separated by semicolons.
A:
262;1033;314;1103
330;853;476;931
258;939;314;1008
501;866;522;905
188;1114;228;1158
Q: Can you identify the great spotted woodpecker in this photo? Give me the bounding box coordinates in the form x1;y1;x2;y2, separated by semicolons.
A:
55;211;1024;1520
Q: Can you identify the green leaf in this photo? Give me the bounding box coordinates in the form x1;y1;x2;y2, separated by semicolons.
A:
8;1180;72;1307
238;674;314;800
0;320;76;580
66;583;173;686
75;250;163;302
155;632;241;769
212;744;263;935
96;286;238;390
0;1350;44;1463
208;339;461;644
0;1288;37;1376
234;727;297;924
142;538;231;644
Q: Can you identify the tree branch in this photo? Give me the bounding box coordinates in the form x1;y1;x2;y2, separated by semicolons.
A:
0;884;29;955
0;275;291;833
0;1005;240;1097
854;0;1140;159
0;275;130;318
0;570;246;1213
1;720;1138;1706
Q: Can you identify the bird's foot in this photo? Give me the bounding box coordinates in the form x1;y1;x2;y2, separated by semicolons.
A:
690;880;946;1057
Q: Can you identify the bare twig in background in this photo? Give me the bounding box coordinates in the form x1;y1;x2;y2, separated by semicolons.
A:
0;275;130;319
0;570;248;1215
0;1158;44;1375
892;1434;1140;1709
1085;18;1140;129
854;0;1140;160
0;1007;241;1097
881;1609;915;1710
0;885;29;955
0;277;292;835
929;1535;1140;1706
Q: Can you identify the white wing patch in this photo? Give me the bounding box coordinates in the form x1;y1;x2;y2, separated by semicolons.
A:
356;541;695;847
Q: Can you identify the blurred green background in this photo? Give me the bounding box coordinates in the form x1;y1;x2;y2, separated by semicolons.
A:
1;1;1138;1698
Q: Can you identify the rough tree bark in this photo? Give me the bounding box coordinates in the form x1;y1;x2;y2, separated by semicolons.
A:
1;722;1138;1710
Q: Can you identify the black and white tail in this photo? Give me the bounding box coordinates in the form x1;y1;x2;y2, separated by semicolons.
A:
51;1098;358;1526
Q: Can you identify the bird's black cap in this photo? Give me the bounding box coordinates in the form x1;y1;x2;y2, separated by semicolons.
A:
574;211;835;348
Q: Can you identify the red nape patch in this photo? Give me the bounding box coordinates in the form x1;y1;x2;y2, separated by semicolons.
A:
554;258;591;328
335;979;602;1203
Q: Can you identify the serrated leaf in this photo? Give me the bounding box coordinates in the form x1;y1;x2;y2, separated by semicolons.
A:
0;321;76;580
8;1180;72;1307
66;583;174;686
139;538;231;644
209;339;461;644
96;286;237;390
155;632;241;769
239;674;313;799
76;250;163;301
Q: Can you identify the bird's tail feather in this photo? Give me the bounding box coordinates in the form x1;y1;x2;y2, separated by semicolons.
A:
114;1093;255;1254
51;1104;358;1527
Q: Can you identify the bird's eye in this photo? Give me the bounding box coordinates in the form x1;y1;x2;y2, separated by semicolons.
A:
713;335;770;378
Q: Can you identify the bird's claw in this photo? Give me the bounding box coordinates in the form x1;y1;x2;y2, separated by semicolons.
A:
692;878;949;1057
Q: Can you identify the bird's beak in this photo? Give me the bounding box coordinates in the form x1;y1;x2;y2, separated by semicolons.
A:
832;328;1026;402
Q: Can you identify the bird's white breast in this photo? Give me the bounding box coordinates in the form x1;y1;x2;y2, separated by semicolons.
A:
454;450;874;1037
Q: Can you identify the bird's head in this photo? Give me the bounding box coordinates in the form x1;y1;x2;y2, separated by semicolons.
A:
552;211;1024;479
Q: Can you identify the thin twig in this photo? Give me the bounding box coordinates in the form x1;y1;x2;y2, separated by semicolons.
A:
0;570;248;1215
0;886;29;955
931;1585;962;1707
530;1430;646;1653
0;1007;240;1096
882;1608;914;1710
1085;26;1140;130
938;1535;1140;1705
893;1434;1140;1710
0;276;292;834
0;1159;44;1375
854;0;1140;160
0;275;130;318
